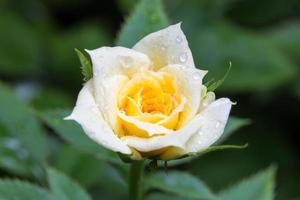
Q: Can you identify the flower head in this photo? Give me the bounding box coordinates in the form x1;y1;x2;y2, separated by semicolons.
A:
66;23;232;160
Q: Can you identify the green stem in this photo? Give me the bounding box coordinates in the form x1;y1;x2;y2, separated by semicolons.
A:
129;161;144;200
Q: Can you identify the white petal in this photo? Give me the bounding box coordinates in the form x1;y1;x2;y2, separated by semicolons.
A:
121;98;231;153
98;75;129;134
118;111;174;136
133;23;195;70
65;80;131;154
86;46;151;102
160;64;207;126
185;98;232;153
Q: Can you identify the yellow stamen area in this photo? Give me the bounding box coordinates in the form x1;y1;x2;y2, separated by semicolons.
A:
118;70;184;138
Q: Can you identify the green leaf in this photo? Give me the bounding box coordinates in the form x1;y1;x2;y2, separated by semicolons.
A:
55;145;128;195
219;166;276;200
38;109;121;164
75;48;93;82
0;180;56;200
31;87;72;110
0;82;47;176
215;117;251;145
0;137;41;177
207;61;232;92
47;168;91;200
54;145;104;188
193;144;248;156
116;0;169;47
144;171;217;200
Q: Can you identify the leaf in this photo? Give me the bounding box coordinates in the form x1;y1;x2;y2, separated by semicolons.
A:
0;82;47;176
54;145;104;188
75;48;93;82
38;109;121;164
207;61;232;92
144;171;217;200
219;166;276;200
167;144;247;167
31;87;72;110
215;117;251;145
47;168;91;200
193;144;248;156
116;0;169;47
0;137;41;177
0;179;56;200
55;145;128;195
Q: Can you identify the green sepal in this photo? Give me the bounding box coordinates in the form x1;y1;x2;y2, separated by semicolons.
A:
74;48;93;82
117;152;134;163
207;61;232;92
189;143;248;157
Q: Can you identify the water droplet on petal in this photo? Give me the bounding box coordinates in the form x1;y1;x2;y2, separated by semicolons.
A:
179;65;188;70
120;110;126;115
215;121;220;128
160;45;167;51
192;72;202;80
179;52;188;63
93;72;98;77
176;35;183;43
202;101;208;107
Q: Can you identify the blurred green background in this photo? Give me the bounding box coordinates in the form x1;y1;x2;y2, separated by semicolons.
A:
0;0;299;199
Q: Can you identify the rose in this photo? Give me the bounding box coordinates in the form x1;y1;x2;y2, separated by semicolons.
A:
66;23;232;160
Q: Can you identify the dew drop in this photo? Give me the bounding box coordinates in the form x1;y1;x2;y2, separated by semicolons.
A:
215;121;220;128
120;110;126;115
202;101;208;107
160;45;167;51
102;140;108;146
192;72;202;80
179;52;188;63
176;35;183;43
179;65;188;70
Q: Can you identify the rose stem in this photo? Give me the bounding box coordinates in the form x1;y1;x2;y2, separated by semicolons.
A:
129;160;144;200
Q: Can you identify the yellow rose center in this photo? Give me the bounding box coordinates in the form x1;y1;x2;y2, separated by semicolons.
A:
118;70;185;138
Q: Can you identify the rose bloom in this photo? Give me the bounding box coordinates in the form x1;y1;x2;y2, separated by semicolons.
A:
66;24;232;160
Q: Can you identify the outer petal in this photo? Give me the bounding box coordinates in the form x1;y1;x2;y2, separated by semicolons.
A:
65;80;131;154
185;98;232;153
97;74;129;136
86;47;151;132
160;64;207;127
86;46;151;102
121;98;231;153
133;23;195;70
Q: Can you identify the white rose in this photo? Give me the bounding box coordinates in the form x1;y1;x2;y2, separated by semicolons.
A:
66;23;232;160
